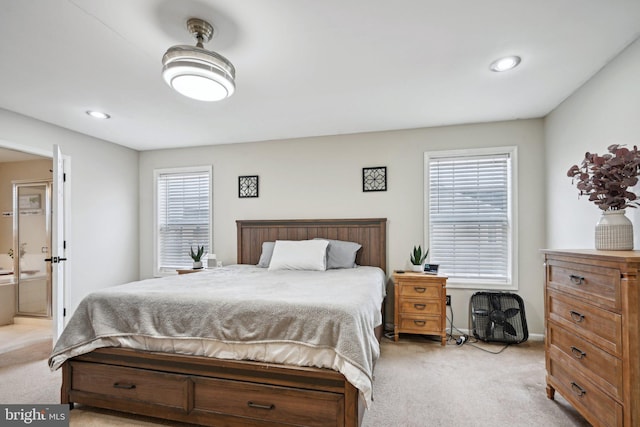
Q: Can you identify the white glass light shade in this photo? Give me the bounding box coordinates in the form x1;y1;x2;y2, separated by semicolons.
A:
489;56;521;72
162;45;235;102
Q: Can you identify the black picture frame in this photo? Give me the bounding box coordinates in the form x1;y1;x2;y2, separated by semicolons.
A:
238;175;259;198
362;167;387;192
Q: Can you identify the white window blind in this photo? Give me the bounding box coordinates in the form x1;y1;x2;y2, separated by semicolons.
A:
426;149;514;287
155;167;211;273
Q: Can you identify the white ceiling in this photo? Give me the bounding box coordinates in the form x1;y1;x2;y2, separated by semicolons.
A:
1;0;639;152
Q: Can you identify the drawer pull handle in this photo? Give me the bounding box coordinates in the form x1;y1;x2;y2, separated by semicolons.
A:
570;346;586;359
413;320;426;326
569;274;585;285
569;310;585;323
570;382;586;397
113;382;136;390
414;304;426;310
248;401;275;410
414;287;426;293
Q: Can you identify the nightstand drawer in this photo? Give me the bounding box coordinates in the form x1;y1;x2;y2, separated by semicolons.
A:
397;283;441;298
398;315;441;334
399;299;441;315
547;259;620;311
548;322;622;400
547;290;622;357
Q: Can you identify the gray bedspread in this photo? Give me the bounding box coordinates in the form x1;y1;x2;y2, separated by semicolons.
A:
49;265;386;403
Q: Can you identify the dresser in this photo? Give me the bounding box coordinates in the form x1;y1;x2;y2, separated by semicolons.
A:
543;250;640;427
392;272;447;345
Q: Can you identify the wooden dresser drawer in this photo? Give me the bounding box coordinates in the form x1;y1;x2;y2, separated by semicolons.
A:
547;289;622;357
548;359;623;427
547;322;623;400
193;377;343;427
399;299;441;315
70;361;189;409
547;259;620;311
398;282;441;298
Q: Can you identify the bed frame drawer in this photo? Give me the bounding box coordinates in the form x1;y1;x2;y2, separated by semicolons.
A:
193;377;344;426
69;361;189;410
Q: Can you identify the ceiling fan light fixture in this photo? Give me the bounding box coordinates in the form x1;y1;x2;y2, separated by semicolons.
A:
161;18;236;102
489;55;521;72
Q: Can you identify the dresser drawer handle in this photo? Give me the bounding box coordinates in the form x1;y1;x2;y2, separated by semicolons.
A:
413;320;426;326
413;287;426;293
570;382;586;397
569;274;585;285
414;303;426;310
113;382;136;390
570;346;586;359
569;310;585;323
248;401;275;410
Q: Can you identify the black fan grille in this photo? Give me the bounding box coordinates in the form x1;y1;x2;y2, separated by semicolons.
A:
471;292;528;344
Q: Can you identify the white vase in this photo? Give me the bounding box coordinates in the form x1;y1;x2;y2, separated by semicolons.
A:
411;264;423;272
192;261;203;269
595;209;634;250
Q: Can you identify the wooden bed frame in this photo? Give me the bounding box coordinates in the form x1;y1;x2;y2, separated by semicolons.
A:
61;218;387;427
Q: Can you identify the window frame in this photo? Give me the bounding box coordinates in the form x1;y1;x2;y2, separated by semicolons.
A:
153;165;213;276
424;146;518;290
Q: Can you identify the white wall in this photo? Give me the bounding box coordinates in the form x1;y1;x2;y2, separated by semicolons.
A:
0;108;139;316
546;38;640;249
139;119;547;335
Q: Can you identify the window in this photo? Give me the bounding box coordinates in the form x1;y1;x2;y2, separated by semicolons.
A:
425;147;517;289
154;166;212;275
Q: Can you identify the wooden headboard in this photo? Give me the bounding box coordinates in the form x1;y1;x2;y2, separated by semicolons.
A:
236;218;387;273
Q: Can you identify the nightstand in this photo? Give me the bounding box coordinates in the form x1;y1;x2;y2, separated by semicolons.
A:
393;271;447;345
176;269;204;275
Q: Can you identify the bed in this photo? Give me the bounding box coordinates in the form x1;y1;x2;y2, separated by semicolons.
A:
51;218;387;427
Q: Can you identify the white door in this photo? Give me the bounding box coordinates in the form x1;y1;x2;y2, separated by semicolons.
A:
51;145;67;339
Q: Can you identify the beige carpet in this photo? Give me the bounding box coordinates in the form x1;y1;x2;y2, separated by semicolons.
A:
0;334;591;426
0;322;52;368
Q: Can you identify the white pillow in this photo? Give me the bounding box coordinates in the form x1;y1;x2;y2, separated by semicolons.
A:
268;240;329;271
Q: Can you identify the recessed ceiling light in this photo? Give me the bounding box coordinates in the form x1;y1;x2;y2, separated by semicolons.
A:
86;110;111;119
489;56;521;72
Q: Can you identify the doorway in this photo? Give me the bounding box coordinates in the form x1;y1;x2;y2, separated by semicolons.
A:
13;181;51;317
0;143;68;339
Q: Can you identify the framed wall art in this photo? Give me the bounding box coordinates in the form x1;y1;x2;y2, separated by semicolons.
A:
238;175;259;198
362;167;387;192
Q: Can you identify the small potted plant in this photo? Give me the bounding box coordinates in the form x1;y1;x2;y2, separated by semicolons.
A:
189;245;206;269
567;144;640;249
410;245;428;272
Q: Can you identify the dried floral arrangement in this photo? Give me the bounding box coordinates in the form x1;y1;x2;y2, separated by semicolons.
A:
567;144;640;211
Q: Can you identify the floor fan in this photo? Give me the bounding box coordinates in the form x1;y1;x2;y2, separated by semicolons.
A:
470;292;528;344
